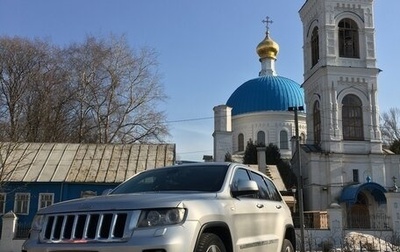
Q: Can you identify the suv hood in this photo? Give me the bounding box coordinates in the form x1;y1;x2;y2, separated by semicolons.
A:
39;192;216;214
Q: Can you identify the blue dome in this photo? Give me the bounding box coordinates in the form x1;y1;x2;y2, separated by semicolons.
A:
226;75;304;116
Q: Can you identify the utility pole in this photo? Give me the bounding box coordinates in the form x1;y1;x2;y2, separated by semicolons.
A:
289;106;305;252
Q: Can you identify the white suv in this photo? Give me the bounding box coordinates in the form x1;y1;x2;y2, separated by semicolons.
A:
22;162;296;252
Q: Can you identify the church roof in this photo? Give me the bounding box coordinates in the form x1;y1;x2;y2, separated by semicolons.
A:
340;182;387;205
226;75;304;116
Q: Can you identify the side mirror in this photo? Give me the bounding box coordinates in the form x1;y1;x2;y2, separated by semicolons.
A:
232;180;259;197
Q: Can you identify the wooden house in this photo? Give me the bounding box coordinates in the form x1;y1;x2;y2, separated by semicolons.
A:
0;142;176;231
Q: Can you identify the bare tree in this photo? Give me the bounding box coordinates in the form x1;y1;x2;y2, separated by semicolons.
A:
381;108;400;146
0;35;168;144
0;37;72;142
65;35;168;143
0;37;42;141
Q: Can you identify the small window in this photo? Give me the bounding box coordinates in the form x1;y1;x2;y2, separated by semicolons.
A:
257;131;265;146
14;193;30;215
238;133;244;152
311;26;319;67
0;193;6;214
338;18;359;58
353;169;359;183
313;100;321;145
280;130;289;149
38;193;54;210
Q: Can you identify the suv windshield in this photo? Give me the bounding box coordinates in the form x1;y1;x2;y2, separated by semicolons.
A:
111;165;229;194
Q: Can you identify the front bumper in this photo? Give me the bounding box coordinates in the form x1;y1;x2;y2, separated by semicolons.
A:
22;221;199;252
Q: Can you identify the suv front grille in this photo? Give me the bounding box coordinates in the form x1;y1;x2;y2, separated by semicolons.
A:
41;212;131;243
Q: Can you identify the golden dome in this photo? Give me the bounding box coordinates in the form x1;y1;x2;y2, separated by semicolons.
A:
256;32;279;60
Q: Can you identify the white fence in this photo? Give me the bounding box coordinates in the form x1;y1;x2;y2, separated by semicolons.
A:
0;212;25;252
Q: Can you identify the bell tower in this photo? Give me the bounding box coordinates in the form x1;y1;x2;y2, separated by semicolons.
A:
299;0;382;154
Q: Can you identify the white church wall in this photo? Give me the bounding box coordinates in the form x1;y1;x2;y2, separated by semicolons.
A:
302;152;392;212
383;155;400;190
307;158;330;210
231;111;306;159
213;132;233;162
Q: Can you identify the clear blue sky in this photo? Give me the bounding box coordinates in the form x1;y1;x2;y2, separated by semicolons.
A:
1;0;399;161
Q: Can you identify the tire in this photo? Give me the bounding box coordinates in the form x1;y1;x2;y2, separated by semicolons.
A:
195;233;226;252
281;239;294;252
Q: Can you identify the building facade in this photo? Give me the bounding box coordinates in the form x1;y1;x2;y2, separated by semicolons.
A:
299;0;400;232
0;142;176;229
213;0;400;235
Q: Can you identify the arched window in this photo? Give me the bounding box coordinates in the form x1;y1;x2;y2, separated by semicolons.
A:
338;18;359;58
280;130;289;149
313;100;321;145
311;26;319;67
238;133;244;151
342;94;364;140
257;131;265;146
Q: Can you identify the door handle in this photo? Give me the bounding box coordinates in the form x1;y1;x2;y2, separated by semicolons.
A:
256;204;264;208
276;205;282;209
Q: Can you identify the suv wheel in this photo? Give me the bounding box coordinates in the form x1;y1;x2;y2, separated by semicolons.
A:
281;239;294;252
196;233;226;252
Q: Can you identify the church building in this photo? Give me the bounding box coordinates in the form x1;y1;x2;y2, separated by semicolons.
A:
299;0;400;232
213;17;306;162
213;0;400;234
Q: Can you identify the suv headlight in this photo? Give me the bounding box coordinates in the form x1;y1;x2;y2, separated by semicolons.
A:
137;208;186;228
31;215;44;231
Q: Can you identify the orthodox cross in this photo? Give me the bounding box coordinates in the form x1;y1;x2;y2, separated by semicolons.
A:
262;16;273;33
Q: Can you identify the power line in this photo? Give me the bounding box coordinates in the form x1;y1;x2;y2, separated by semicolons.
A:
166;116;213;124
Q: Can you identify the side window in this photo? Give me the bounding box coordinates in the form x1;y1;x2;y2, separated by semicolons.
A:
264;178;282;201
238;133;244;151
313;100;321;145
231;168;250;190
250;171;271;200
14;193;30;215
280;130;289;149
257;131;265;146
353;169;359;183
38;193;54;210
231;168;252;197
311;26;319;67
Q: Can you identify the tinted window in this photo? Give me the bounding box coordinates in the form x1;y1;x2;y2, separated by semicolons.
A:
231;168;260;198
264;178;282;201
112;165;229;194
231;168;251;191
250;171;271;200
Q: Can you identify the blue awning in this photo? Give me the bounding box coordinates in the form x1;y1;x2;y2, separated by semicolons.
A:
339;182;387;205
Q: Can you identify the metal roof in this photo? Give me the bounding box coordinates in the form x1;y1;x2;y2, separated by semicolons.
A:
0;143;175;183
339;182;387;205
226;75;304;116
